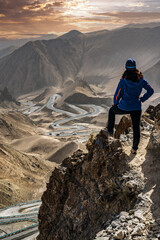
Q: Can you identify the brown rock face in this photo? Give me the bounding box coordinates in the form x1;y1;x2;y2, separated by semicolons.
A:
147;130;160;150
146;103;160;122
114;115;132;139
37;132;137;240
147;104;160;150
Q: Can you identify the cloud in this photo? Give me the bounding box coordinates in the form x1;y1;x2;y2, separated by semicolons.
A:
93;11;160;21
0;0;160;38
129;2;145;8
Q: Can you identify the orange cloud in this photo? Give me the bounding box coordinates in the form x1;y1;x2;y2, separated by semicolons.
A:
0;0;160;38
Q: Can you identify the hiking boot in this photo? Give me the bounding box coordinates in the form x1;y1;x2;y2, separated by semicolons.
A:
102;128;113;137
131;148;137;154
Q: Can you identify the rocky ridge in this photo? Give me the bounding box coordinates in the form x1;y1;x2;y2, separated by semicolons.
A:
38;134;141;240
94;104;160;240
37;103;160;240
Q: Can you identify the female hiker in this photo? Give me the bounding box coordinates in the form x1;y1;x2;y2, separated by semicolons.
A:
103;58;154;154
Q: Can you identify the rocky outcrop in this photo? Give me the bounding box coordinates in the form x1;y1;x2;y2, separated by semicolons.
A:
145;103;160;127
94;193;152;240
114;116;132;139
146;103;160;150
147;130;160;151
38;132;139;240
37;103;160;240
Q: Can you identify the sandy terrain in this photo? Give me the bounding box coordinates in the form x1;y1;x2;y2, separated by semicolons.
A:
0;143;56;208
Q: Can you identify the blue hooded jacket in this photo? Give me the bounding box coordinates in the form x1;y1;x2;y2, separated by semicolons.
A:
114;78;154;111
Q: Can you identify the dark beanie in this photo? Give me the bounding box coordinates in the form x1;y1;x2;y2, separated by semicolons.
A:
125;58;136;69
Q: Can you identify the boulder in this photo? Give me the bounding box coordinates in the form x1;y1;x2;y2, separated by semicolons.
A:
147;130;160;151
114;115;132;139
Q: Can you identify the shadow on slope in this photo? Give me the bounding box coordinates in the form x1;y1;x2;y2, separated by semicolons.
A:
47;142;78;164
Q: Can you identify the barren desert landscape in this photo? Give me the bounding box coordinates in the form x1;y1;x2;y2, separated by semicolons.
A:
0;19;160;240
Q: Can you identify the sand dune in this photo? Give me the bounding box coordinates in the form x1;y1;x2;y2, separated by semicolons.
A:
11;135;60;156
10;135;81;166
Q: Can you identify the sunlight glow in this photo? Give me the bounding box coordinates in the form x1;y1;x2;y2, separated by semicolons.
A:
63;0;97;17
129;2;145;8
1;0;160;38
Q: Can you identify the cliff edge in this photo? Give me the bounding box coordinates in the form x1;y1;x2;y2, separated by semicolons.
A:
37;103;160;240
37;133;140;240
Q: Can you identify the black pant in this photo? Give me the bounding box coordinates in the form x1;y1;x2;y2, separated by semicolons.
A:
107;105;141;150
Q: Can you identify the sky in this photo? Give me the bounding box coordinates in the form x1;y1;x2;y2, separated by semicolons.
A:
0;0;160;39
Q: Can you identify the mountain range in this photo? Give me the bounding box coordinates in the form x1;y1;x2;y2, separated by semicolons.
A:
0;34;58;50
0;46;18;59
0;27;160;96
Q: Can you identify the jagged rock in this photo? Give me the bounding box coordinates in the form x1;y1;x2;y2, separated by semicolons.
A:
106;227;113;234
146;103;160;150
96;237;109;240
120;211;129;217
141;130;150;137
141;115;154;126
132;218;140;225
114;115;132;139
141;118;154;132
134;210;145;221
128;220;133;226
111;220;120;228
125;180;139;191
146;103;160;121
147;130;160;150
119;215;127;222
126;226;133;234
37;132;137;240
96;230;107;238
113;229;125;239
131;223;145;236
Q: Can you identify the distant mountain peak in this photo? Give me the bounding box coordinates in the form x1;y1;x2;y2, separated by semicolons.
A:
67;30;83;35
60;30;83;39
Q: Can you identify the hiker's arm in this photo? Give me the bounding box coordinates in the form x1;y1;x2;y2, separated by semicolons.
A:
114;79;123;105
140;79;154;103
